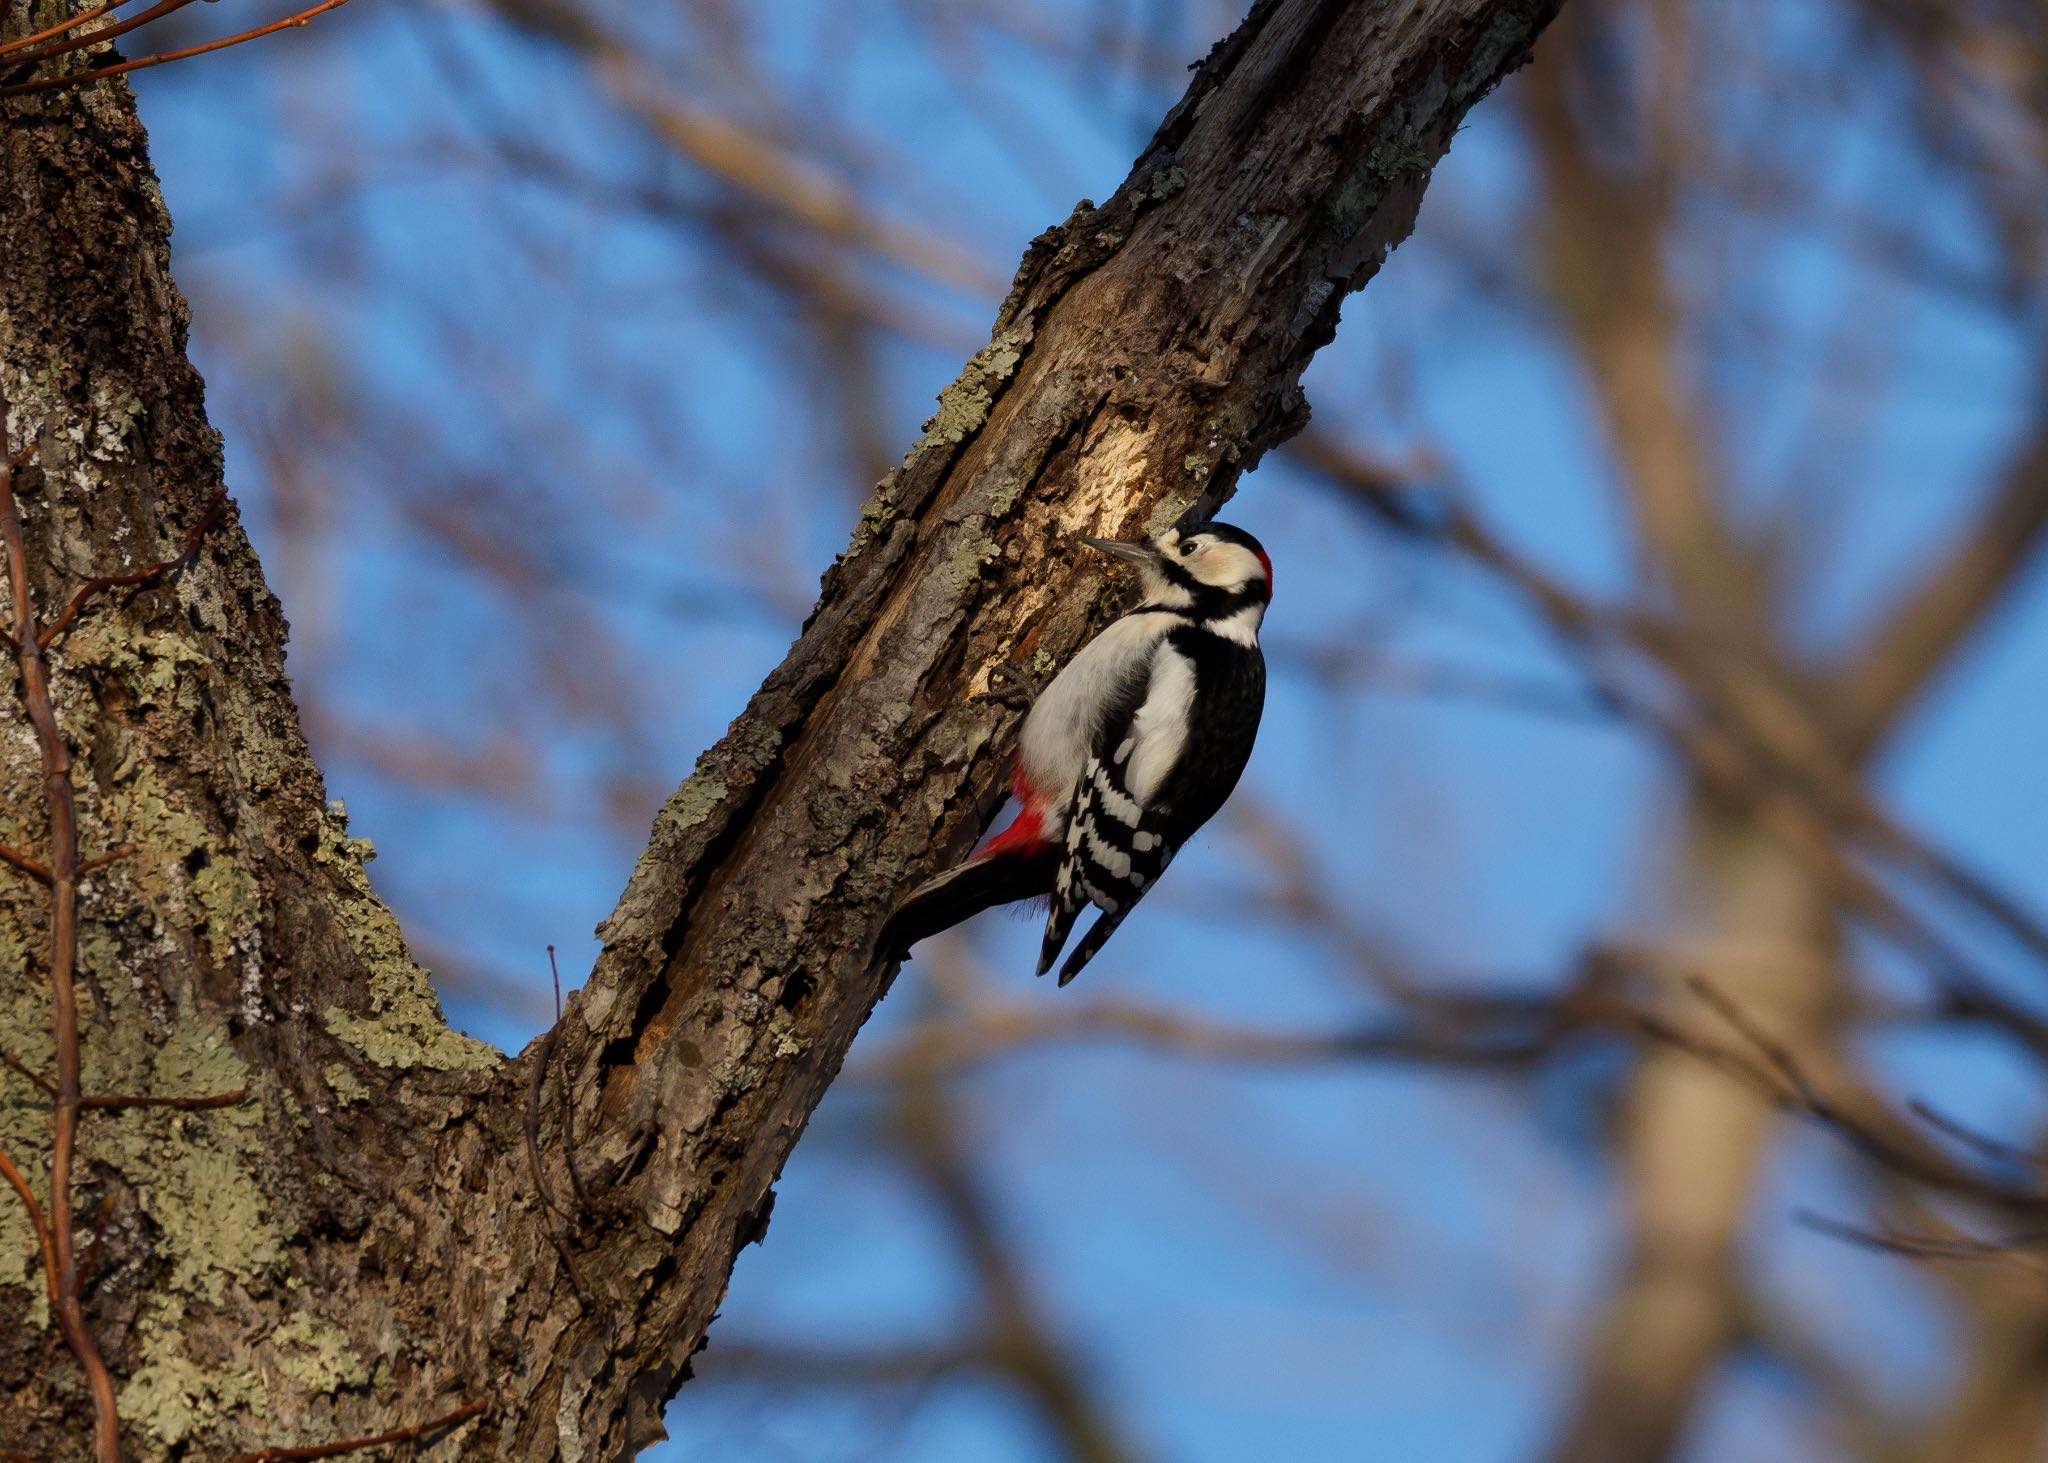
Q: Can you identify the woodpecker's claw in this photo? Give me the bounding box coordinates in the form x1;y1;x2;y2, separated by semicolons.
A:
983;659;1044;710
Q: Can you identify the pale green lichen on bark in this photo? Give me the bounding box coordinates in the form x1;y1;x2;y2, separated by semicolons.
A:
706;1058;761;1097
65;620;212;711
944;535;1000;589
1365;134;1432;181
0;972;52;1322
141;1019;249;1106
91;1006;284;1304
907;328;1024;459
90;762;261;968
844;469;902;560
0;894;273;1333
120;1296;266;1447
270;1310;371;1391
986;477;1024;516
313;802;499;1072
137;1146;284;1301
651;772;729;848
322;1061;369;1104
765;1014;806;1060
614;769;731;896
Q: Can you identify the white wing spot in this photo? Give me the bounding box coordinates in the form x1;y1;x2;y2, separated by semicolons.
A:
1090;769;1142;826
1126;645;1198;804
1083;827;1131;880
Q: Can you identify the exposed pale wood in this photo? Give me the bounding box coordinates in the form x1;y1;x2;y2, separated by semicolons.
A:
0;0;1561;1455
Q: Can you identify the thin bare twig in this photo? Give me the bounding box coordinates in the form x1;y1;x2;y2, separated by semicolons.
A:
36;490;227;648
1;1048;54;1095
225;1398;489;1463
860;999;1576;1083
1909;1097;2048;1173
2;1048;242;1109
0;0;135;59
0;0;352;99
0;383;122;1461
525;945;588;1302
76;845;133;876
0;1143;57;1305
1632;977;2048;1211
1797;1211;2048;1277
0;840;51;883
1683;974;1823;1106
0;0;199;69
83;1087;247;1110
550;946;587;1208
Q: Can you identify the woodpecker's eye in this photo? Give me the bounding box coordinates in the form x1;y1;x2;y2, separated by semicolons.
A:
1179;540;1199;556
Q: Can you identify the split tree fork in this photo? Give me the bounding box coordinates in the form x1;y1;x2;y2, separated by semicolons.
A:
0;0;1561;1456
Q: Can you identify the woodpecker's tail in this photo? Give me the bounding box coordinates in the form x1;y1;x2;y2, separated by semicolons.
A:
879;848;1058;958
1054;905;1133;986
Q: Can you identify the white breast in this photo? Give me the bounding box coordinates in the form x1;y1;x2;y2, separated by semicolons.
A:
1017;612;1178;812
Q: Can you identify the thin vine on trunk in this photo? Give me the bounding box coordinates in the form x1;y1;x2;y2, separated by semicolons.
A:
0;0;1562;1456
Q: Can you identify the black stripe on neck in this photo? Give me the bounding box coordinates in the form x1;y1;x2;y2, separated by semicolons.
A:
1143;578;1266;622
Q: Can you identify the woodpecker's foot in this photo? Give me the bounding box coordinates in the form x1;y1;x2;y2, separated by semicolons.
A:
983;659;1044;710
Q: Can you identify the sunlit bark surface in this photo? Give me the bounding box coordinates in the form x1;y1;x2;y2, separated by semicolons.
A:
0;0;1561;1455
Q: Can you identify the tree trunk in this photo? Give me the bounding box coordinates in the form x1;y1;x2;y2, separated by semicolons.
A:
1548;798;1841;1463
0;0;1561;1456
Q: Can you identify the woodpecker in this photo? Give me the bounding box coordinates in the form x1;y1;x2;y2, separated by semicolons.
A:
882;521;1270;985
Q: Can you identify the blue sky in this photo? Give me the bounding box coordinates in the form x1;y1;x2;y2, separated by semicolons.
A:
132;0;2048;1456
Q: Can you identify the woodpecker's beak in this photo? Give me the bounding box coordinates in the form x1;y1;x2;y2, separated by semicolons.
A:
1079;536;1163;569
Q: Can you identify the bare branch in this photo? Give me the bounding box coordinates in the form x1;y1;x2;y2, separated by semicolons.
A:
0;0;352;99
224;1399;489;1463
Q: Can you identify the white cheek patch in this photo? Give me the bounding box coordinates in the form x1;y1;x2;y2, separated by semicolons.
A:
1189;544;1267;593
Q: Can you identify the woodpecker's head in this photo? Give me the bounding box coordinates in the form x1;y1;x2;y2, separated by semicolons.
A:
1081;522;1272;630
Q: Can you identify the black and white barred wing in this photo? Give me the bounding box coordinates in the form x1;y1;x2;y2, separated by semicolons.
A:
1036;644;1192;985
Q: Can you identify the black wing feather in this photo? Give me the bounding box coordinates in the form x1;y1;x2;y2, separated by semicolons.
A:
1038;628;1263;983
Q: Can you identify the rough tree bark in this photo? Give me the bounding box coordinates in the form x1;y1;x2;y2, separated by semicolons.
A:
0;0;1561;1456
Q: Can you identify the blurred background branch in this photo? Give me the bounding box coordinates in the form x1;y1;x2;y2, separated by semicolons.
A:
113;0;2048;1456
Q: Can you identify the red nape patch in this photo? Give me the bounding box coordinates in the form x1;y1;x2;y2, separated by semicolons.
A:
1254;547;1273;596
